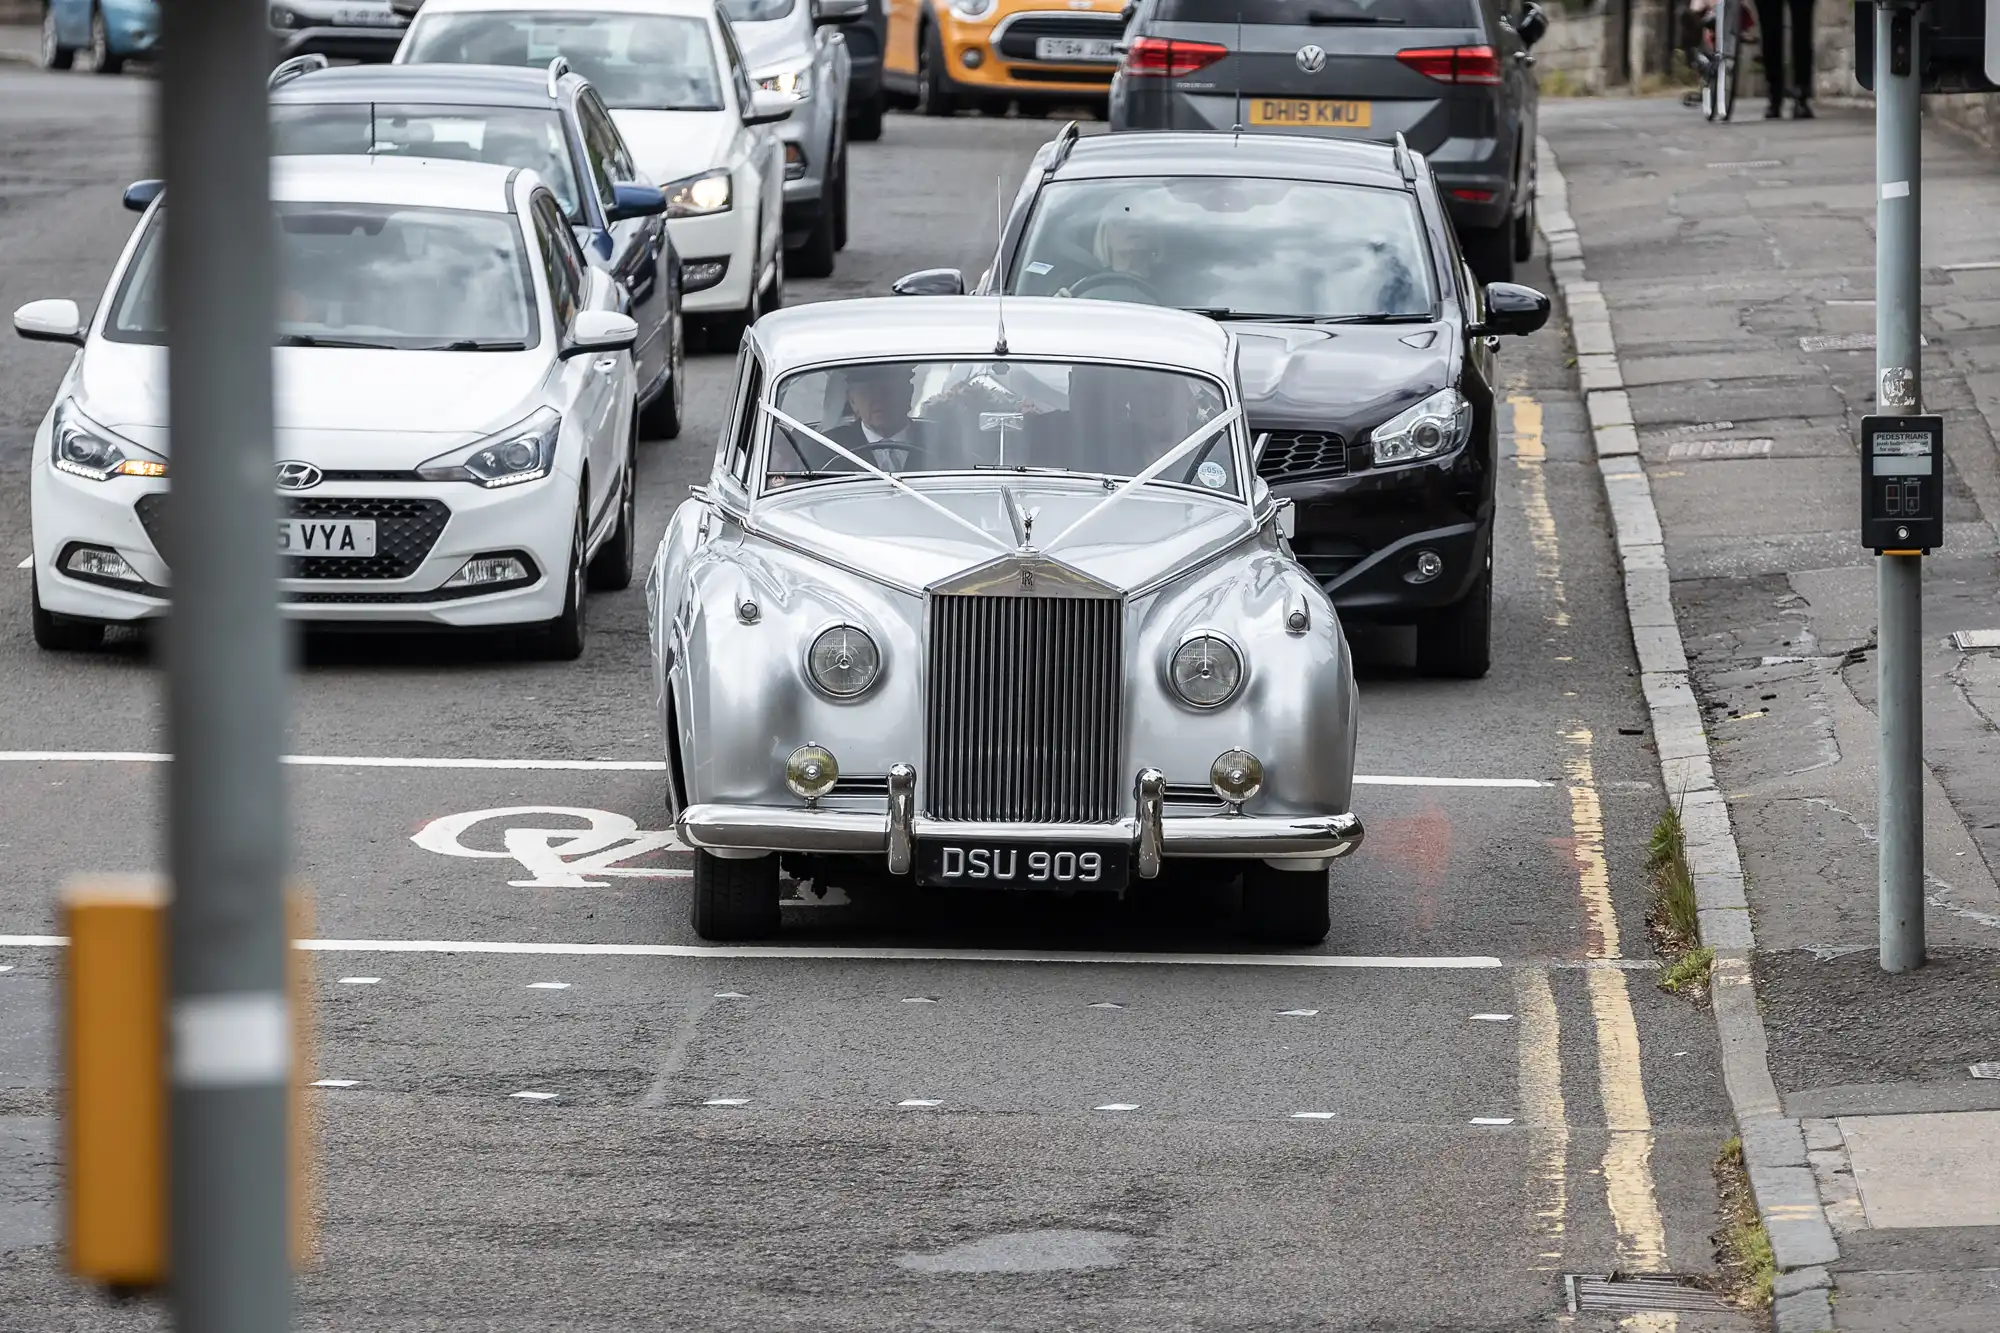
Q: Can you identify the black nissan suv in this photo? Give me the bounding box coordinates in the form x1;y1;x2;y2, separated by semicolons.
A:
893;127;1548;677
1105;0;1545;282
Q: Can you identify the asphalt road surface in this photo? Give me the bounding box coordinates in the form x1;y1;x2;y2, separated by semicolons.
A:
0;66;1750;1332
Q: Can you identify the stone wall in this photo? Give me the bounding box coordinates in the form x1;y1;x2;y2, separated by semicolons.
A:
1536;3;1617;93
1814;1;2000;151
0;0;35;23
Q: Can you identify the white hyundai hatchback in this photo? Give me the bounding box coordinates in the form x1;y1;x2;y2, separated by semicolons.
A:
13;155;640;658
397;0;791;347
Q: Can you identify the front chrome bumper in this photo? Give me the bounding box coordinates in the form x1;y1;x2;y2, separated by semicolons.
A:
676;765;1366;875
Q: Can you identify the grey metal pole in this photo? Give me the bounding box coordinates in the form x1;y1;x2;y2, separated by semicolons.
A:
159;0;292;1326
1875;0;1926;972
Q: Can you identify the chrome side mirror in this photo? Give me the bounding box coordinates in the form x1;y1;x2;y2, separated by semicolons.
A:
892;268;966;296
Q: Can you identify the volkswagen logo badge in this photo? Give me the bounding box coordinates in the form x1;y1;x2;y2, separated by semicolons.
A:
1295;44;1327;73
274;461;322;491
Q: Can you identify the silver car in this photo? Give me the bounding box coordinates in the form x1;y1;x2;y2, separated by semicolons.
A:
722;0;866;278
646;296;1364;944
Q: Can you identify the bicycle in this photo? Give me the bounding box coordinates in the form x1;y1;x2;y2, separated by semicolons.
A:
1686;0;1755;121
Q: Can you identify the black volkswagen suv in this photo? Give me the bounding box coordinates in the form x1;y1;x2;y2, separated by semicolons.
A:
1106;0;1545;281
893;127;1548;676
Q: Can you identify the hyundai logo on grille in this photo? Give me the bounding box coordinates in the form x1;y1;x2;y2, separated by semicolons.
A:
275;461;322;491
1295;44;1327;73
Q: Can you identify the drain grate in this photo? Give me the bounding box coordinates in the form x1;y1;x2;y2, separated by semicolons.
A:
1565;1273;1736;1314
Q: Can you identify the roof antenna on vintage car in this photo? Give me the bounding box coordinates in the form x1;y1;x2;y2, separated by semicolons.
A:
991;174;1010;356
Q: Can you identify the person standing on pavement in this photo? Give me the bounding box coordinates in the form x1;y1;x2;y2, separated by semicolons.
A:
1756;0;1816;118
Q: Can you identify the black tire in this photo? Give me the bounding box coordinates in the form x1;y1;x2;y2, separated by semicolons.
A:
1415;566;1492;680
538;503;588;660
849;89;885;141
764;242;785;312
88;8;122;74
1512;188;1534;264
1240;863;1331;947
1459;222;1514;284
587;425;637;592
42;3;76;69
690;850;781;940
916;21;957;117
789;198;837;279
832;140;849;252
30;573;103;651
638;313;684;439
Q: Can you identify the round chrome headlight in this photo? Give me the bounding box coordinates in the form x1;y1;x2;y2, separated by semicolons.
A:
785;743;839;800
806;624;881;698
1169;632;1244;708
1210;749;1264;804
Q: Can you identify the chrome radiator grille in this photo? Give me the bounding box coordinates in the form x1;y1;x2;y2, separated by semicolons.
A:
924;593;1123;823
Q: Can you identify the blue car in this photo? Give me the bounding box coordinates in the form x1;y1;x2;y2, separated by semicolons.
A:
40;0;157;73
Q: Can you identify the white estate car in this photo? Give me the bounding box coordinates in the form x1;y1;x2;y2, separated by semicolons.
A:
13;155;641;658
398;0;791;346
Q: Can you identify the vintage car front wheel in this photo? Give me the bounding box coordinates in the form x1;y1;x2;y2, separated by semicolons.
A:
1240;864;1332;948
691;851;782;941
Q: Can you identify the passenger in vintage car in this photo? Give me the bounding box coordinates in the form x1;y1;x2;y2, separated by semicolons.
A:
646;297;1364;947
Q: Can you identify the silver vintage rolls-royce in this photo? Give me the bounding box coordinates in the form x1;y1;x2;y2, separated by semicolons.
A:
645;297;1363;943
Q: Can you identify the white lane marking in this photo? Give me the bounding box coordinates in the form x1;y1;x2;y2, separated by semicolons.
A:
1472;1013;1514;1022
15;556;30;569
1291;1111;1337;1120
1087;1001;1125;1009
898;1099;943;1108
1094;1103;1139;1112
0;965;13;974
1472;1117;1516;1125
1277;1008;1319;1017
0;935;1508;968
704;1097;749;1107
512;1091;559;1101
0;751;1549;787
312;1079;358;1088
714;991;749;999
526;981;570;990
414;807;686;888
337;976;380;985
1943;260;2000;272
901;996;937;1004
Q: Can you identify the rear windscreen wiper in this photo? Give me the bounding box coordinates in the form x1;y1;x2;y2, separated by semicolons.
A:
1307;11;1405;22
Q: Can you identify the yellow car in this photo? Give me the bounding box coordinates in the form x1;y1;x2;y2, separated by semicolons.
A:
883;0;1128;115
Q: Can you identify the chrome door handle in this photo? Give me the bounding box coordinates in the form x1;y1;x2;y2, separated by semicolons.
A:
593;356;619;373
1515;51;1535;64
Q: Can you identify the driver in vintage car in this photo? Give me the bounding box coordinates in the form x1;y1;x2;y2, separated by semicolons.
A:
777;362;920;476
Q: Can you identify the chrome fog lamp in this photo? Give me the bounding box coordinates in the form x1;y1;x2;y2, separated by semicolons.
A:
1210;748;1264;810
1169;631;1244;708
785;743;839;802
806;623;881;698
63;545;141;585
441;555;532;589
681;258;728;292
1405;549;1444;584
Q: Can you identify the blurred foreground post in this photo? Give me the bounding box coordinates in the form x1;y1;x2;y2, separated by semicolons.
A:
159;0;291;1327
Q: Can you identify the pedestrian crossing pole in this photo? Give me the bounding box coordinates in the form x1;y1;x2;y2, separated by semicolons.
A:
1873;0;1927;972
159;0;294;1325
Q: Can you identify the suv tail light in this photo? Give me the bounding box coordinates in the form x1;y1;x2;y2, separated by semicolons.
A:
1123;35;1230;77
1395;44;1502;85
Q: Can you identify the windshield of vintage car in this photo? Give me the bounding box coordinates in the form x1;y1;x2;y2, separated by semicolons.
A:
765;359;1239;495
271;103;585;223
401;11;725;111
105;203;539;350
1007;176;1436;321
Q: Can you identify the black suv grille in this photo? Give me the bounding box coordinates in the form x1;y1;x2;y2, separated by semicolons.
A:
1257;430;1356;481
994;14;1124;58
135;494;450;581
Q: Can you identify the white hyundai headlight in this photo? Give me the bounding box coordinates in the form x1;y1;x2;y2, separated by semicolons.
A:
415;407;560;488
50;401;168;482
755;59;813;100
1369;387;1473;466
1168;632;1244;708
663;169;732;218
806;624;881;698
949;0;995;18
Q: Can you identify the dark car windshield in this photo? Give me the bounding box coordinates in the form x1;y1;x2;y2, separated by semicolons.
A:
271;103;585;222
106;203;540;351
1152;0;1475;24
719;0;797;20
764;359;1238;494
401;11;724;111
1008;175;1435;322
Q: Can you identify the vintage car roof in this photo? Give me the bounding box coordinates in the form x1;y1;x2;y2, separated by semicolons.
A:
750;297;1236;380
1051;131;1410;192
